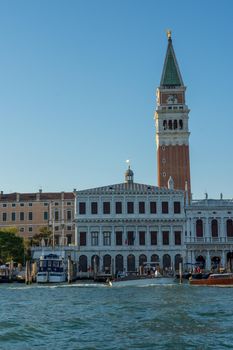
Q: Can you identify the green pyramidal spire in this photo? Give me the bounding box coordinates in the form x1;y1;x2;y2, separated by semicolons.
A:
160;31;184;87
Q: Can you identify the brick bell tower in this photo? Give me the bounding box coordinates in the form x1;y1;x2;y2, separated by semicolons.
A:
155;31;191;198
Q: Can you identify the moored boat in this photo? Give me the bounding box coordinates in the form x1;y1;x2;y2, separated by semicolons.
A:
189;273;233;286
108;274;174;287
37;253;67;283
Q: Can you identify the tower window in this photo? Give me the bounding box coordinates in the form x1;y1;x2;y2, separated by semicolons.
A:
162;172;166;177
179;120;183;129
163;120;167;130
162;146;166;151
168;120;172;129
174;120;178;129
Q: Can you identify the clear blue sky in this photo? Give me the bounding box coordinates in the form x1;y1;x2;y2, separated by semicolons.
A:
0;0;233;199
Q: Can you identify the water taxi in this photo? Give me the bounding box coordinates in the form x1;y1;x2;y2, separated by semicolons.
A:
189;273;233;286
37;253;67;283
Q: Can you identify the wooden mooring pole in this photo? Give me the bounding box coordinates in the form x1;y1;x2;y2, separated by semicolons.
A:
25;260;32;285
179;262;183;284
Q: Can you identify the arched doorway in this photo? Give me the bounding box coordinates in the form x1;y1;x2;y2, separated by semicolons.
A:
115;254;124;274
127;254;135;273
227;252;233;271
103;254;111;273
163;254;171;270
91;255;100;272
196;255;205;269
79;255;87;272
211;256;221;271
174;254;183;271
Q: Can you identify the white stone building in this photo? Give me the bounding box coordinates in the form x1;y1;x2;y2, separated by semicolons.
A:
185;196;233;271
75;168;186;275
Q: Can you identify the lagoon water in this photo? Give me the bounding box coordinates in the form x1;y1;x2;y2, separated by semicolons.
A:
0;282;233;350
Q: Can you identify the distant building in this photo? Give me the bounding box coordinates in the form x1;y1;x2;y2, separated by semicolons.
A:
75;167;186;275
0;190;76;245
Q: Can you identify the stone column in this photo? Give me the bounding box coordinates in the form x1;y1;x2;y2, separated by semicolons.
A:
220;217;225;242
170;225;174;246
158;225;162;247
221;250;226;269
205;218;210;243
206;250;211;271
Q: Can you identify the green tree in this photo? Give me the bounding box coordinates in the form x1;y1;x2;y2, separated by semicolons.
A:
0;228;25;264
31;226;52;246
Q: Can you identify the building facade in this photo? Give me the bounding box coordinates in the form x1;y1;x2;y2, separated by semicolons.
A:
185;197;233;271
0;190;76;245
75;168;186;275
155;31;191;197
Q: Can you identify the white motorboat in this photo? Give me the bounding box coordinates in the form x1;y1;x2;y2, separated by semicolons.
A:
37;253;66;283
108;274;174;287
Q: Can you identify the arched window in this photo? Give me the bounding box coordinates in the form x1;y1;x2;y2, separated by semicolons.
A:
139;254;147;267
227;219;233;237
151;254;159;263
196;219;203;237
91;255;100;271
127;254;135;272
173;120;178;129
163;120;167;130
163;254;171;269
174;254;183;271
168;120;173;130
179;119;183;129
196;255;205;269
103;254;111;273
211;219;218;237
115;255;124;274
79;255;87;272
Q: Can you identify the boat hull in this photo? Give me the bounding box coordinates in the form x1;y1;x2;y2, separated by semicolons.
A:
110;277;174;287
190;273;233;286
37;271;66;283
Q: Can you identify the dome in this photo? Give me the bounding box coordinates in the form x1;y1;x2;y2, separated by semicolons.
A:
125;166;134;184
125;166;134;177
